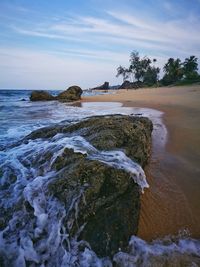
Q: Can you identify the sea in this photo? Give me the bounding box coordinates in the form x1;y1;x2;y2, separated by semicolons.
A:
0;89;200;266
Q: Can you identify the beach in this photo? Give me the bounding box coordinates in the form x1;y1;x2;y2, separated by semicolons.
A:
1;86;200;265
82;85;200;241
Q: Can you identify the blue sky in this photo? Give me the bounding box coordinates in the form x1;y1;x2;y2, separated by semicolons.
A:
0;0;200;89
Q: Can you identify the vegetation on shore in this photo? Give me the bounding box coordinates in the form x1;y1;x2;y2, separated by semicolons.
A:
116;51;200;88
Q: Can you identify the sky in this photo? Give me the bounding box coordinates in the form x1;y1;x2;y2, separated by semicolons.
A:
0;0;200;90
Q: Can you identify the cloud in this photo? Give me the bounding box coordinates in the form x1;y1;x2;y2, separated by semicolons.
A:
1;1;200;88
107;10;200;44
0;46;170;89
11;9;200;58
0;47;127;89
11;26;87;43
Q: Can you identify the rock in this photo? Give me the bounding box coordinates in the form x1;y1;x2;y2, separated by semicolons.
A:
49;153;140;257
30;90;55;101
119;81;134;89
27;115;153;257
57;85;83;101
30;86;83;102
119;80;143;89
27;115;152;167
92;81;109;90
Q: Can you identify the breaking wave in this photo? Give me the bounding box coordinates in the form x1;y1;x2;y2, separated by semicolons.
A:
1;93;198;266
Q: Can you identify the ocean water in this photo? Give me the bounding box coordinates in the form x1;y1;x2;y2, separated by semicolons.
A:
0;90;200;266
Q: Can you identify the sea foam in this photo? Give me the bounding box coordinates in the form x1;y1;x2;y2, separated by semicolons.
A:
0;100;173;266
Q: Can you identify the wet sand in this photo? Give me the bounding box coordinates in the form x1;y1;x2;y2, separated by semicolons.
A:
82;85;200;241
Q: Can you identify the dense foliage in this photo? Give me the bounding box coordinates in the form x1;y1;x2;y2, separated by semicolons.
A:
116;51;199;87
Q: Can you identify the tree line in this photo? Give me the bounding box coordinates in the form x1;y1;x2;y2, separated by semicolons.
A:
116;51;200;87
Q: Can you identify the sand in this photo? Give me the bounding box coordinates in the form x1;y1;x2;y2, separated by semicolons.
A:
82;85;200;241
83;85;200;109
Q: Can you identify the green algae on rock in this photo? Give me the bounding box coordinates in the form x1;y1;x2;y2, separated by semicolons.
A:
27;115;153;167
30;85;83;102
57;85;83;102
26;115;153;257
30;90;55;101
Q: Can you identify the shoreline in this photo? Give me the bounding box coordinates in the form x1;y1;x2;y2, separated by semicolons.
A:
81;85;200;241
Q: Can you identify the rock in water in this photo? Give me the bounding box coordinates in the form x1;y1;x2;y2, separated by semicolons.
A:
30;86;83;102
49;152;140;257
27;115;153;257
30;90;55;101
57;85;83;101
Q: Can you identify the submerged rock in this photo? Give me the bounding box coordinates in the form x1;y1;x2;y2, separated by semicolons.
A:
26;115;153;257
57;85;83;101
30;90;55;101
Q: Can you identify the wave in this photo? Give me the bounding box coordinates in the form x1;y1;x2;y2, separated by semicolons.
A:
113;234;200;267
1;101;189;266
1;131;199;266
0;128;148;266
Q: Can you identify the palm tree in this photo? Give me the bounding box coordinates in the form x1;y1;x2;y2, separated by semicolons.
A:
183;56;198;80
163;58;183;84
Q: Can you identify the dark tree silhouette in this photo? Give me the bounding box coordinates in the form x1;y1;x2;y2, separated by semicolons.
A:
116;51;199;88
162;58;183;85
183;56;199;80
129;51;152;83
116;65;129;82
143;66;160;86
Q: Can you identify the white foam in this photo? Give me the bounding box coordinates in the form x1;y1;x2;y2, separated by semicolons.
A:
1;101;167;154
0;128;149;266
50;134;149;192
0;101;171;266
113;235;200;266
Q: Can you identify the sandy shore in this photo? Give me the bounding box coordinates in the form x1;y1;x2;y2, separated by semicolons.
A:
83;85;200;109
82;85;200;240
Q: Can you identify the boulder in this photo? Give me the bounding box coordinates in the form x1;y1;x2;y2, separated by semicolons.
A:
30;90;55;101
27;115;152;167
119;80;143;89
26;115;153;257
30;86;83;102
57;85;83;101
49;151;140;257
92;81;109;90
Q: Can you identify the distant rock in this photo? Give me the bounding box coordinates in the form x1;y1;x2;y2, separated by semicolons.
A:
119;80;143;89
30;86;83;102
30;90;55;101
109;85;120;90
57;85;83;102
119;81;134;89
92;81;109;90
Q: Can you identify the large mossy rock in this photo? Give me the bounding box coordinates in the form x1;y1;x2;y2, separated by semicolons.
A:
30;90;55;101
28;115;152;167
30;86;83;102
27;115;153;257
49;150;140;257
57;85;83;101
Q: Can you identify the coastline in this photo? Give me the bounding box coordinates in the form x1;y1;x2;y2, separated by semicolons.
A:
82;85;200;241
1;87;200;265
